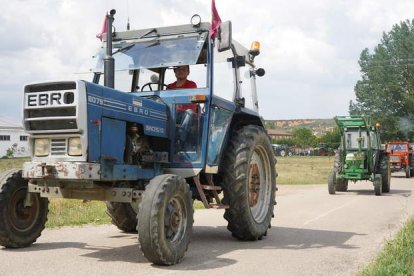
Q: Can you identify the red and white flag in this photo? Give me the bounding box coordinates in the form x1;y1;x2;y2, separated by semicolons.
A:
209;0;222;39
96;14;108;41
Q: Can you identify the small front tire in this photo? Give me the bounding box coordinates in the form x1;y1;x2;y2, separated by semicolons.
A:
328;170;336;195
137;174;193;265
374;174;382;196
0;170;48;248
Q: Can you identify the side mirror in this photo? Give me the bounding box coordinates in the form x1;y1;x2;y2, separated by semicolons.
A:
218;21;232;52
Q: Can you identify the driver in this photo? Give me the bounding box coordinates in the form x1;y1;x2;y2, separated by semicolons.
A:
167;65;198;114
167;65;198;150
167;65;197;90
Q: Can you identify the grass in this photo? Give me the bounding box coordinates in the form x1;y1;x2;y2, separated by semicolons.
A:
0;157;30;172
46;199;111;228
359;216;414;275
276;156;334;184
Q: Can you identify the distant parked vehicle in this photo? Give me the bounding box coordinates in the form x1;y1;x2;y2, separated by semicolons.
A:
385;141;414;178
312;143;334;156
272;144;291;156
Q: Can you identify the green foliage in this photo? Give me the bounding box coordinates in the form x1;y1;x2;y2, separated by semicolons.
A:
272;137;294;146
292;128;317;147
5;148;14;158
350;19;414;141
318;127;341;149
360;215;414;276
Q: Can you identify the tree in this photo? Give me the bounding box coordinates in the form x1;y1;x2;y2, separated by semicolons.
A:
292;128;317;147
319;127;341;149
350;19;414;141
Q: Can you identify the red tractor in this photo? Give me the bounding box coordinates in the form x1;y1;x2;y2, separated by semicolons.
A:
385;142;414;178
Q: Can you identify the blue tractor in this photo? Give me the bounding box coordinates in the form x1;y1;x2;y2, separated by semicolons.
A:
0;10;276;265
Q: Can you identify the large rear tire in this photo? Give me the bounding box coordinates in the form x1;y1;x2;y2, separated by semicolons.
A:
137;174;193;265
410;156;414;176
106;182;139;233
0;170;48;248
221;125;276;240
106;202;138;233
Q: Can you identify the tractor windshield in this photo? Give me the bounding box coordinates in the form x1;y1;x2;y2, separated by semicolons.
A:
387;144;407;152
345;130;368;150
92;32;208;72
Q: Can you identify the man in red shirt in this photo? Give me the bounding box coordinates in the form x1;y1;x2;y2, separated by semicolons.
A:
167;65;198;113
167;65;198;150
166;65;197;89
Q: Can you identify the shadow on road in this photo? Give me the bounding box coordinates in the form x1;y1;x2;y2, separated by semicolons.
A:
2;224;362;270
335;188;412;197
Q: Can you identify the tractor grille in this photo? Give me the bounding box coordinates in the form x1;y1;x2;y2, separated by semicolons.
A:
389;155;400;162
50;139;67;156
24;82;78;132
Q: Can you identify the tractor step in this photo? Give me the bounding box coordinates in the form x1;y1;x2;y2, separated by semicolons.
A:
201;185;222;190
193;174;227;209
208;203;229;209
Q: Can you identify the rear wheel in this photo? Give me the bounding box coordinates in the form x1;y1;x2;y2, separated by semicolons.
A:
221;125;276;241
137;174;193;265
106;202;139;233
410;157;414;177
374;174;382;196
0;170;48;248
106;182;139;233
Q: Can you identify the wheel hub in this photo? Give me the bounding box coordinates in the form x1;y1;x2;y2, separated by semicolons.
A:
164;198;185;242
10;189;38;231
249;164;260;207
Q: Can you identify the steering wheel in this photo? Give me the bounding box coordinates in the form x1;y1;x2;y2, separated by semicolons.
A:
141;82;168;91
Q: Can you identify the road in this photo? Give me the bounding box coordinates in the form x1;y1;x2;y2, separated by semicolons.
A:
1;173;413;276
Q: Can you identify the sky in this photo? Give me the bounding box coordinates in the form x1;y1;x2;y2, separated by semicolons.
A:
1;0;414;124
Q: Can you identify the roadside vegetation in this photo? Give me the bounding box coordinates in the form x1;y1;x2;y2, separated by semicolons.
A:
276;156;333;184
359;215;414;275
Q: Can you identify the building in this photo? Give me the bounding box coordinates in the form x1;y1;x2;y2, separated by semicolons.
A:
267;129;293;140
0;118;30;158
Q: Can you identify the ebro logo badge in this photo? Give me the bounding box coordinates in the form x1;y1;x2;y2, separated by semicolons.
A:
26;91;75;107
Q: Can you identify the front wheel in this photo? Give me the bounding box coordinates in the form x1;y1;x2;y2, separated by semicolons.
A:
328;170;336;195
405;165;411;178
0;170;48;248
374;174;382;196
221;125;276;240
335;178;348;192
379;155;391;193
137;174;193;265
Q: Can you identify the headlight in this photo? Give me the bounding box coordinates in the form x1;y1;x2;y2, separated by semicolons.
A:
34;138;49;156
68;137;82;156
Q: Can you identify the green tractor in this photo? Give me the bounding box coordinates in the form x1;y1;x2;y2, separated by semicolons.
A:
328;116;390;196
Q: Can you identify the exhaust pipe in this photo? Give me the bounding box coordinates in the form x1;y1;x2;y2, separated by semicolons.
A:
104;9;116;88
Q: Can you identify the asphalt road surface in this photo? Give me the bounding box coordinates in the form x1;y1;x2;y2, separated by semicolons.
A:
1;173;413;276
